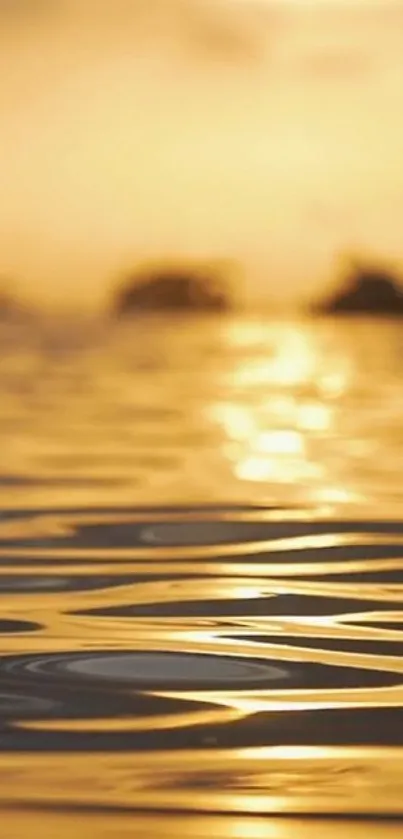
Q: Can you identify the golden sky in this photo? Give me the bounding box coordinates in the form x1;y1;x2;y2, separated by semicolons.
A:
1;0;403;306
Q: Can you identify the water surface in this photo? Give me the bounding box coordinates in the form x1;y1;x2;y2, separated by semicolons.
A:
0;316;402;835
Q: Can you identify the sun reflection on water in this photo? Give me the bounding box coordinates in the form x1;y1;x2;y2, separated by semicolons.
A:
206;321;358;508
0;315;399;511
0;316;402;829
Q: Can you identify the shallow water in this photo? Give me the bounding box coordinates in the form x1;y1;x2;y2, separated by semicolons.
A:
0;316;402;835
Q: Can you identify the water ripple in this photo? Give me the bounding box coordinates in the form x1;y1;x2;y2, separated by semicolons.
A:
0;318;403;824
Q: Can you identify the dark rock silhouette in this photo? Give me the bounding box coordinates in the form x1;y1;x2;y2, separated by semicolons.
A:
313;259;403;316
112;262;233;316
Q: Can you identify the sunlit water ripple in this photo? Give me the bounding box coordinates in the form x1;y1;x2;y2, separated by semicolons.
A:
0;316;402;835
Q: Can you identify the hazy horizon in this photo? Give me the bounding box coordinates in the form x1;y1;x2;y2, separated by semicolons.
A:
2;1;403;307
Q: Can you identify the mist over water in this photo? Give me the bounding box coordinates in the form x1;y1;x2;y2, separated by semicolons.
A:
0;313;401;835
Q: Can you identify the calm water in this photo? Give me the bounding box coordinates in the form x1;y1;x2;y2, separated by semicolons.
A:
0;315;402;837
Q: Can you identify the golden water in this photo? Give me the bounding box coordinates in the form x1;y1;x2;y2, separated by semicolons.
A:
0;316;402;836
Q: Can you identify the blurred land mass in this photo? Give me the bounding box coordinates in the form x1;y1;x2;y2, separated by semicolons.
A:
311;257;403;317
4;254;403;321
0;286;37;324
111;260;235;317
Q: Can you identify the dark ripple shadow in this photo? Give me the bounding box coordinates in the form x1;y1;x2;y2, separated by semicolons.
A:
298;569;403;584
0;681;208;721
0;475;127;488
0;574;160;594
2;707;403;753
0;650;400;691
76;593;403;619
2;511;403;554
0;506;402;765
0;619;41;634
227;635;403;657
352;621;403;633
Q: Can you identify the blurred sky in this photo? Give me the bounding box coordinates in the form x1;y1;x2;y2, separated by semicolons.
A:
1;0;403;307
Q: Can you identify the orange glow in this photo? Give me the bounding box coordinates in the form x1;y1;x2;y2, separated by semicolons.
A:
1;2;403;305
205;320;359;507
